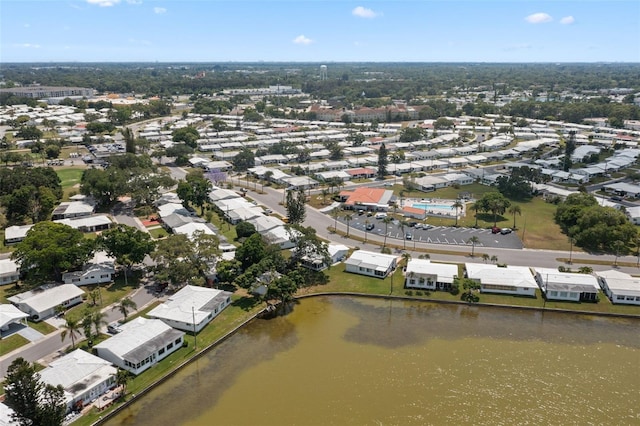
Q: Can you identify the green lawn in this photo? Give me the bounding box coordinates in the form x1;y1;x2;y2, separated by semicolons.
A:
56;167;85;200
0;334;29;356
148;227;169;239
27;319;56;335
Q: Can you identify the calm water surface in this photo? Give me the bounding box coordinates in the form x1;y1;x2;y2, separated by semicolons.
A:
108;297;640;426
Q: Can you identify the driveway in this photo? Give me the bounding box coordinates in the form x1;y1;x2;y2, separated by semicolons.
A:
1;323;45;342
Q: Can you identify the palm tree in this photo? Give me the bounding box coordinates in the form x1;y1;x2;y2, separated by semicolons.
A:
91;310;108;337
399;220;407;249
344;213;353;237
364;219;371;243
490;255;498;264
114;297;137;323
509;204;522;229
452;200;464;227
399;190;405;208
467;236;480;257
401;251;412;266
382;216;393;248
115;368;132;400
331;207;339;233
320;188;330;205
469;202;480;228
61;317;82;349
482;253;490;263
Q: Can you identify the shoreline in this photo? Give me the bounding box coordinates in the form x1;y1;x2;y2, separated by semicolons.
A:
94;291;640;425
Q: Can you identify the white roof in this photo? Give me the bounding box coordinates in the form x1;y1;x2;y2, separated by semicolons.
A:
39;349;117;405
534;268;599;292
95;317;184;361
157;202;191;218
466;263;537;288
173;222;217;240
0;402;17;426
7;284;85;313
328;244;349;258
0;258;19;276
344;250;397;272
0;304;29;329
53;200;94;216
247;215;285;233
148;285;232;325
406;259;458;283
54;214;112;229
4;224;34;241
596;270;640;297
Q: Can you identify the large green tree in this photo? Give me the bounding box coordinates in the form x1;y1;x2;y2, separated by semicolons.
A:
377;143;388;179
99;224;156;286
233;147;255;172
476;192;511;227
177;170;212;214
285;189;307;224
4;358;66;426
12;221;95;283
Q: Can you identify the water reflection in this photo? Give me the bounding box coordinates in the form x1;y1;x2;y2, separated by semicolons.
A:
107;296;640;426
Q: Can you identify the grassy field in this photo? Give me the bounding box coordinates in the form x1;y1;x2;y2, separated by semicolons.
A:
148;227;169;239
56;167;85;200
0;334;29;356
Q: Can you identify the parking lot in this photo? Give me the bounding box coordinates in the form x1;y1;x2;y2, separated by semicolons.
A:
338;215;523;249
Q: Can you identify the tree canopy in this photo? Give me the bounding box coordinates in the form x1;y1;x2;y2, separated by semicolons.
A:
12;221;95;283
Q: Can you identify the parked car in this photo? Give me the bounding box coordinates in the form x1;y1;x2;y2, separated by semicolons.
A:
500;228;512;234
107;322;123;334
375;212;388;219
365;223;375;231
491;226;501;234
405;232;413;240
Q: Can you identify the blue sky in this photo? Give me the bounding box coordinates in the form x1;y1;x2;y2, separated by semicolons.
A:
1;1;639;62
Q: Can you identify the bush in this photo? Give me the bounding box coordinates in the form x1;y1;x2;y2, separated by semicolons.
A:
405;290;414;296
450;283;460;295
415;291;423;296
380;247;392;254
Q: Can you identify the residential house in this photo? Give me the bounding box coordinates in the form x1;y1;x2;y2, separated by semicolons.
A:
340;187;394;212
300;243;348;271
465;263;537;297
0;304;29;333
0;259;20;286
533;267;599;302
94;318;185;375
63;251;115;286
404;259;458;291
147;285;232;333
4;224;34;244
8;284;85;321
596;270;640;305
344;250;397;278
39;349;117;412
54;214;113;233
51;199;95;220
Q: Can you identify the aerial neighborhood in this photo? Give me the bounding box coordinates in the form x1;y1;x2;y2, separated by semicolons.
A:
0;63;640;424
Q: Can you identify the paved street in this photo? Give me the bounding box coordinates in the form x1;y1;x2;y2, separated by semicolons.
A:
0;282;162;378
237;183;640;274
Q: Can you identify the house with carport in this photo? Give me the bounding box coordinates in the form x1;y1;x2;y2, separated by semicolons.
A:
0;259;20;286
595;270;640;305
533;267;600;302
39;349;117;413
94;317;185;375
465;263;537;297
8;284;85;321
344;250;397;278
62;251;115;286
147;285;232;333
405;259;458;291
0;304;29;335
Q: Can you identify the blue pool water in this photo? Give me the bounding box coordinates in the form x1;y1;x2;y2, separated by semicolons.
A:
411;203;454;211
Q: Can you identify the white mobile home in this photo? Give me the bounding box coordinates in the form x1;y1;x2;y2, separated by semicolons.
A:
533;268;599;302
8;284;85;321
344;250;397;278
147;285;232;333
596;270;640;305
465;263;537;297
405;259;458;291
94;318;185;375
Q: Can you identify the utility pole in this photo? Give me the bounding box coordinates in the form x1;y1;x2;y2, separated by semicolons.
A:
192;305;197;351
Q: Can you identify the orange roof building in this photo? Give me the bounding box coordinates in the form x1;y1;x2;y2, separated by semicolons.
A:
341;187;393;210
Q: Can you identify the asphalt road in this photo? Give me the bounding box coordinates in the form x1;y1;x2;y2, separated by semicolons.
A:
236;182;640;274
0;283;161;378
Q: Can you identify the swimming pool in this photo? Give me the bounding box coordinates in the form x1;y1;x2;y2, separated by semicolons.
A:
411;203;455;211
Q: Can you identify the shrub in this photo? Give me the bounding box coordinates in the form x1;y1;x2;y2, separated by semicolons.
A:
405;290;414;296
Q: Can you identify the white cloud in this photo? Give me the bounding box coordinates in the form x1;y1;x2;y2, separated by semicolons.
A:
154;7;166;14
560;16;575;25
87;0;121;7
525;12;553;24
126;0;143;4
352;6;379;19
14;43;41;49
293;35;313;45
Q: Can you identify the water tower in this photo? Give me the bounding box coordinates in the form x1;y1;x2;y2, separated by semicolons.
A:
320;64;327;80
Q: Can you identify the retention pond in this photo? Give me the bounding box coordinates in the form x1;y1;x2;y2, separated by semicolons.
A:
107;296;640;425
